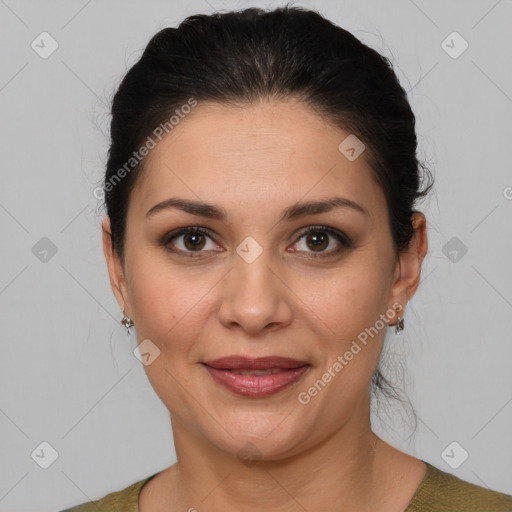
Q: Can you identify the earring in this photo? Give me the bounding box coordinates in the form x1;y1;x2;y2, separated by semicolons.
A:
121;309;134;335
395;316;405;335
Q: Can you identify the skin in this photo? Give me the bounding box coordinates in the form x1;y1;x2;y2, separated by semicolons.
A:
102;99;428;512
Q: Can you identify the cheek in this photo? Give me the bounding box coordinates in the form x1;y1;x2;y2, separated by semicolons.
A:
125;249;224;379
126;248;200;335
126;254;208;412
288;253;391;401
292;257;391;339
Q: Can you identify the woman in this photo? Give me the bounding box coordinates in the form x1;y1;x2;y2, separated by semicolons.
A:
62;5;512;511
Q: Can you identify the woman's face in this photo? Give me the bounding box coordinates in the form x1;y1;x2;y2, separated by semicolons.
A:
103;99;426;460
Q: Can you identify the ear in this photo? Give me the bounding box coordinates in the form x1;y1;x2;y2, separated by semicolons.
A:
388;212;428;319
101;216;131;316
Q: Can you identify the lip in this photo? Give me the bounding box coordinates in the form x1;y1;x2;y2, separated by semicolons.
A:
202;356;309;370
201;356;311;397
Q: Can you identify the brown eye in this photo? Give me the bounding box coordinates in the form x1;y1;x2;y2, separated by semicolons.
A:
163;227;219;255
182;232;207;251
290;226;351;257
304;231;329;252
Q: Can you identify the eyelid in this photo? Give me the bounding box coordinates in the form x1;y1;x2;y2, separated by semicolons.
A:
163;226;220;251
290;225;352;255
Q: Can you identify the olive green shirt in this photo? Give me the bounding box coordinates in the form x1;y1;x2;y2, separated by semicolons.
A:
60;461;512;511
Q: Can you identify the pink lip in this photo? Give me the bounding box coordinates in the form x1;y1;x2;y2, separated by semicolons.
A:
202;355;309;370
202;358;311;397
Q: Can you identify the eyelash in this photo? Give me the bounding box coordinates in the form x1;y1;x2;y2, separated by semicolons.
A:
161;225;352;259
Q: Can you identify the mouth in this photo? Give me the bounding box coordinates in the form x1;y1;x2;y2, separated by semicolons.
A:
202;355;310;370
201;356;311;397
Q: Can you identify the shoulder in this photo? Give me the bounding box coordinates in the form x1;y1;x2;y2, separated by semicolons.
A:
406;462;512;512
59;473;158;512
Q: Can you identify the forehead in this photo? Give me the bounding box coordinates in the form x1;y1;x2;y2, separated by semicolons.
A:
129;100;386;222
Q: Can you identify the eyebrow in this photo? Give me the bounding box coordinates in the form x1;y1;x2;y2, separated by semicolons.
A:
145;196;368;221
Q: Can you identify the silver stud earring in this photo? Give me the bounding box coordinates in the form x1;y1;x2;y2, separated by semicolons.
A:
121;310;134;335
395;315;405;335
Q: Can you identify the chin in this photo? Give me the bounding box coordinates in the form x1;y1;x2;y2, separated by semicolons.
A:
203;415;314;463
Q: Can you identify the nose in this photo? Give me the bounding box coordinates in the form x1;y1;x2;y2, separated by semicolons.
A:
217;248;293;336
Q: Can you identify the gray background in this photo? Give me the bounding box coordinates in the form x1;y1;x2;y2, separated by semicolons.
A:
1;0;511;510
